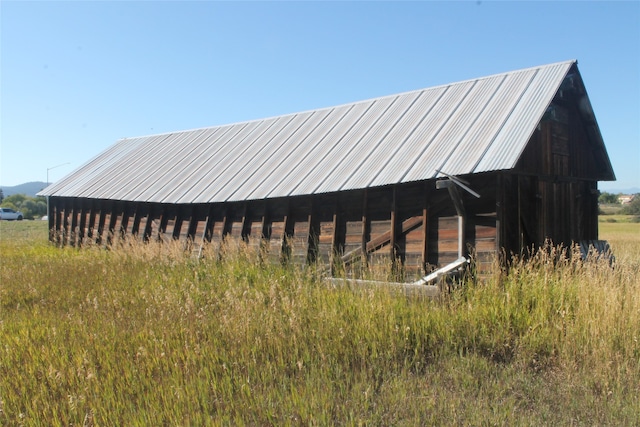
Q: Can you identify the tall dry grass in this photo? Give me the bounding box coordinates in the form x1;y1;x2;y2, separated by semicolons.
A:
0;220;638;425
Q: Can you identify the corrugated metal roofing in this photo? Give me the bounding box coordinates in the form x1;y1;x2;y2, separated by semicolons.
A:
39;60;613;203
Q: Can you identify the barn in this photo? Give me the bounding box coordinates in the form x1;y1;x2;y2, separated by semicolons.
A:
39;60;615;278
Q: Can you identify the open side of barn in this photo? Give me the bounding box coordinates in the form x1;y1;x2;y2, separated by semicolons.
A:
40;60;614;278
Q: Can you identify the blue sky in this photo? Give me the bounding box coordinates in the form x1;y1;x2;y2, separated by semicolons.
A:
1;1;639;192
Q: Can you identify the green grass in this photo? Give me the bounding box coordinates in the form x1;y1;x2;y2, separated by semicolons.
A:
599;203;623;215
1;220;639;425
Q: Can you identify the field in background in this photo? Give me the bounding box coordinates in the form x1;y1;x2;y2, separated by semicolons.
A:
1;220;638;425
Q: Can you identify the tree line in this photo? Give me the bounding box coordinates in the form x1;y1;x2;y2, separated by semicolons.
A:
0;191;47;220
599;191;640;215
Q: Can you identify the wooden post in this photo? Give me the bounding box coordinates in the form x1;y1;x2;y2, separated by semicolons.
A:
130;203;143;237
95;202;107;246
305;197;315;264
390;185;397;264
423;206;430;269
54;201;63;246
240;202;249;243
86;201;96;241
259;201;271;260
282;199;293;263
106;201;120;246
48;198;55;242
69;201;79;247
495;174;503;258
62;200;70;247
77;200;88;246
142;204;155;242
330;196;340;275
119;203;129;240
172;206;184;240
158;205;170;242
361;189;368;266
203;204;216;243
220;207;229;239
186;205;200;241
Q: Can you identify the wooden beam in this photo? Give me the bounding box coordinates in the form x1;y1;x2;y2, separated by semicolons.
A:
220;207;229;240
77;200;86;245
62;200;70;247
390;185;397;264
240;202;249;242
86;201;96;241
142;204;155;242
361;189;368;266
303;197;314;264
95;203;107;246
186;205;200;241
106;201;120;246
69;201;79;247
47;198;55;240
259;201;271;260
260;200;271;240
330;197;340;275
421;209;428;272
54;202;62;246
130;203;142;237
203;204;216;243
307;199;321;264
158;205;170;242
172;208;183;241
495;174;503;257
421;181;430;271
282;199;293;263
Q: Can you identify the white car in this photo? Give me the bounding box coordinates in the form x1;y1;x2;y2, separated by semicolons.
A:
0;207;24;221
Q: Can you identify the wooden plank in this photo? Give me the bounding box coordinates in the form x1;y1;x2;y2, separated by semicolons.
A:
267;219;286;261
291;217;311;264
136;212;148;241
342;215;423;264
317;220;334;263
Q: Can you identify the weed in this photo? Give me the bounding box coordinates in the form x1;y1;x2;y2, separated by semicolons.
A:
1;220;639;424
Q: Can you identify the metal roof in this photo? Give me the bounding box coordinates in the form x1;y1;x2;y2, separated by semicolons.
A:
39;60;614;203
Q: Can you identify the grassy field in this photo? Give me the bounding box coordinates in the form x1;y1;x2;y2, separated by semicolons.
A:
1;220;639;425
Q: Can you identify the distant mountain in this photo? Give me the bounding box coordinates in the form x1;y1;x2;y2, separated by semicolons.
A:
600;187;640;195
1;181;49;198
